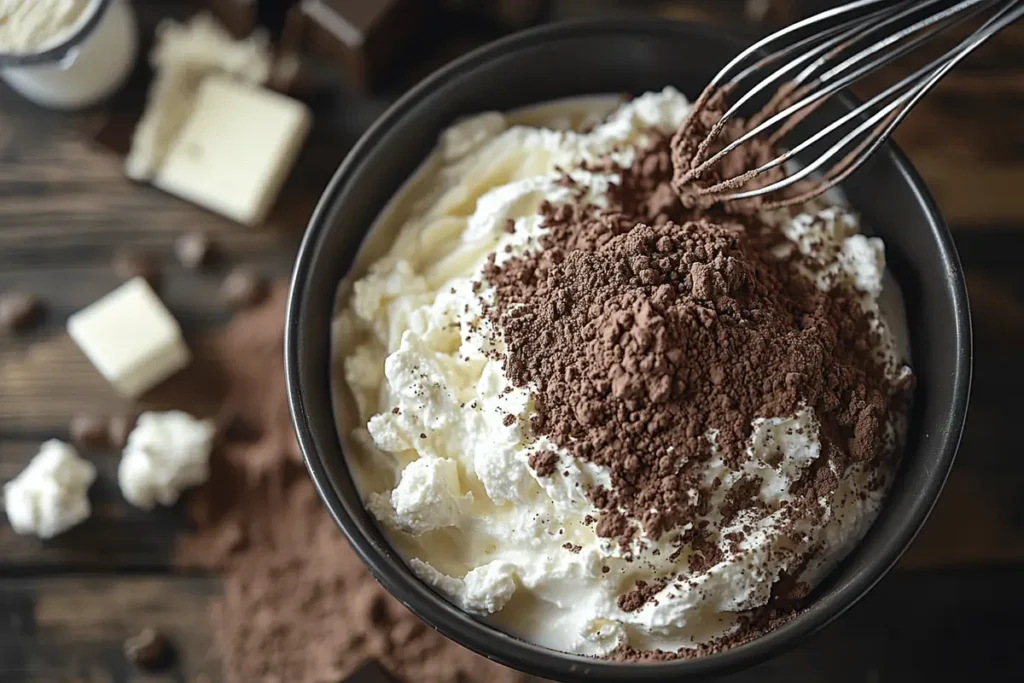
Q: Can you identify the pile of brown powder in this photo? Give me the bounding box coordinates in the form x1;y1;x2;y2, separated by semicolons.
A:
175;284;526;683
483;123;909;574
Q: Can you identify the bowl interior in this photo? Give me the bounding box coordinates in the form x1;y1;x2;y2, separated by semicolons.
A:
287;19;971;682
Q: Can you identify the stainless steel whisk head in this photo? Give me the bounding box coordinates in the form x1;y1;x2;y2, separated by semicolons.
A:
677;0;1024;208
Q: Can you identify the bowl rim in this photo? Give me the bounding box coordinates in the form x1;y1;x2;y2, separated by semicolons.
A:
286;17;972;681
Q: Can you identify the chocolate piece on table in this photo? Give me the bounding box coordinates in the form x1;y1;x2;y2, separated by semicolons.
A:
108;414;138;451
221;267;270;309
205;0;258;38
174;230;215;269
343;660;399;683
0;292;41;333
69;414;112;450
112;249;160;288
301;0;429;91
124;627;174;671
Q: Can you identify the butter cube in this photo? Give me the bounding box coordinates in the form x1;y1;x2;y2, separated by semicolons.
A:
67;278;191;398
153;76;311;225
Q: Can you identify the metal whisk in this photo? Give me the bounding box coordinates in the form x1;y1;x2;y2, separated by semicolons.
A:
677;0;1024;208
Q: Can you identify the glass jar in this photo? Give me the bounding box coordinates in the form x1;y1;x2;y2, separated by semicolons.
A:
0;0;139;110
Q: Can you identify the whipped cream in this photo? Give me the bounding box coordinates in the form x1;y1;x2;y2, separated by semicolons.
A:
335;89;910;656
118;410;215;509
3;440;96;539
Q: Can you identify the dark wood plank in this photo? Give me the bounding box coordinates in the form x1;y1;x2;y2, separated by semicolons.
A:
0;575;222;683
1;568;1022;683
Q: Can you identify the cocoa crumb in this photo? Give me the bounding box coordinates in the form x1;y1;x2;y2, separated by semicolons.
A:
0;291;41;333
175;231;215;269
69;414;110;450
113;249;160;288
618;579;668;612
124;628;173;671
527;450;558;477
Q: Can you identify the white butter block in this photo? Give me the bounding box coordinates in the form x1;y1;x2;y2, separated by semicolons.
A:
67;277;191;398
153;76;311;225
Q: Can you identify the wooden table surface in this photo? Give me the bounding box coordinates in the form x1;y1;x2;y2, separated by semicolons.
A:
1;2;1022;682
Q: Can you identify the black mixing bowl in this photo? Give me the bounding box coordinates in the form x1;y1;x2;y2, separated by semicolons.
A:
286;19;971;681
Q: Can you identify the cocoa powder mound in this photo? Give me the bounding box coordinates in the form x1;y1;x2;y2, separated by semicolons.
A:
483;132;907;551
176;284;526;683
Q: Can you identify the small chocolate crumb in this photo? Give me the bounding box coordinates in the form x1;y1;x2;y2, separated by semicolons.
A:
175;231;215;269
221;268;269;309
218;411;262;443
113;249;160;288
527;450;558;477
124;627;173;671
108;414;137;450
0;292;40;333
502;414;517;427
69;414;110;450
343;660;399;683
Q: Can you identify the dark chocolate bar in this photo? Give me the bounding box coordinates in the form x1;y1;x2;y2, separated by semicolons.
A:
301;0;429;91
205;0;259;37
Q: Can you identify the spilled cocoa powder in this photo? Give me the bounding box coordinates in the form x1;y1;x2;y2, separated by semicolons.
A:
175;284;526;683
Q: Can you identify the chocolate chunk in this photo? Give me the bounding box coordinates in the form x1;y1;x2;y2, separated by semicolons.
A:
124;628;173;671
174;231;215;269
301;0;429;91
205;0;259;38
0;292;40;333
343;660;398;683
69;414;111;450
218;409;263;443
527;450;558;477
221;267;269;309
112;249;160;288
108;414;137;451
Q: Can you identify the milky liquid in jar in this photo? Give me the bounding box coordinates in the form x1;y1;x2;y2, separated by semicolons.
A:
0;0;138;110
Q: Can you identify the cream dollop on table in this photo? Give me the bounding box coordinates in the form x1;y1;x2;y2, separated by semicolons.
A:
334;89;910;656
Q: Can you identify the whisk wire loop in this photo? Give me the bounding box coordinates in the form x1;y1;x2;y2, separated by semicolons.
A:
682;0;1023;208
